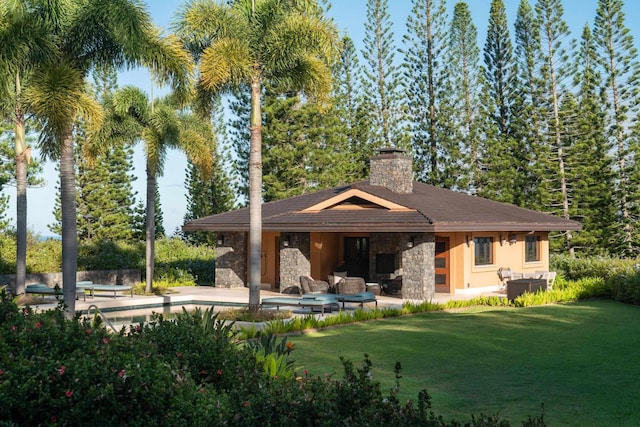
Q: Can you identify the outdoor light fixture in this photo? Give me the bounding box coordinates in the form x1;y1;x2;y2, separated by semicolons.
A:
466;234;472;246
500;234;506;246
217;235;224;246
283;235;290;247
407;237;414;248
509;234;517;244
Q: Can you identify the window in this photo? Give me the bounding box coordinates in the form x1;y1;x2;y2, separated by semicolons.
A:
474;237;493;266
525;236;540;262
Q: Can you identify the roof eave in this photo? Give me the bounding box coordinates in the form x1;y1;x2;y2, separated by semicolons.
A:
183;222;581;233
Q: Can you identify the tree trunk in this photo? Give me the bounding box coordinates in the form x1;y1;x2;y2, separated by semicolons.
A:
248;71;262;310
145;165;156;293
14;73;27;296
60;125;77;318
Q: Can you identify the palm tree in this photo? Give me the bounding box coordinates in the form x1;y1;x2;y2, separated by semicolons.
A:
0;0;54;296
14;0;191;317
175;0;337;309
102;86;213;293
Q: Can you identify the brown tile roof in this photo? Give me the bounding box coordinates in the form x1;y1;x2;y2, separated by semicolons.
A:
182;181;582;233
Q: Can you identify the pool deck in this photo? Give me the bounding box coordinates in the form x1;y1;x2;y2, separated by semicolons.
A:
27;284;505;316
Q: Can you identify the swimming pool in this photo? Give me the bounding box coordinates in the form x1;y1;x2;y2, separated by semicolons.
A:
83;301;247;329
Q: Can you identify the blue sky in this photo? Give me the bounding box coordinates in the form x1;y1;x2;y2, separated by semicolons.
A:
6;0;640;236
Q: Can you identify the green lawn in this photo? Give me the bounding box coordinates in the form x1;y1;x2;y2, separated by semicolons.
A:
290;300;640;426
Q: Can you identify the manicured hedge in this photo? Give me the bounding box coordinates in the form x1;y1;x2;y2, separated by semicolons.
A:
551;254;640;305
0;234;215;285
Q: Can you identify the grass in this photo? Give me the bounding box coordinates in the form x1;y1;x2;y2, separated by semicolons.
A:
290;299;640;426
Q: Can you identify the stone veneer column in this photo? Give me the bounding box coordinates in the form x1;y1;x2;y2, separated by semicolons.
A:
279;233;311;294
401;233;435;300
214;232;247;288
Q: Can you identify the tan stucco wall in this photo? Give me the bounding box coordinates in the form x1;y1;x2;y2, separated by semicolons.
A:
261;232;279;288
451;231;549;291
310;232;340;281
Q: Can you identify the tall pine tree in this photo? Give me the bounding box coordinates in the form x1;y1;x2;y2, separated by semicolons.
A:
361;0;408;152
564;24;615;254
513;0;544;208
593;0;640;255
447;1;482;192
479;0;525;205
403;0;451;185
184;97;234;245
535;0;574;253
332;36;371;179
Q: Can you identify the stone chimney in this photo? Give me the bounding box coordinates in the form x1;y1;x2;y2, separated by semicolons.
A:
369;148;413;194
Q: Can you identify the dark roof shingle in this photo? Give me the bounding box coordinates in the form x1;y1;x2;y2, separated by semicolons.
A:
183;181;581;232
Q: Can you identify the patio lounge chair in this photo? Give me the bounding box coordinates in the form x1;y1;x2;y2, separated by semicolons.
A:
299;275;330;294
261;294;339;313
88;284;133;299
25;284;87;301
334;291;377;309
336;277;365;295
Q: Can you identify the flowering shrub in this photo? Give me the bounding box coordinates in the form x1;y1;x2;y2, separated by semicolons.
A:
0;291;544;426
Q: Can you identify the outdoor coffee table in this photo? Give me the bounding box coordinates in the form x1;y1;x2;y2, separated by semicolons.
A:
365;283;381;295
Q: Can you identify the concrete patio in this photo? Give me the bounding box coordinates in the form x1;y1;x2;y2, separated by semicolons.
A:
26;284;504;327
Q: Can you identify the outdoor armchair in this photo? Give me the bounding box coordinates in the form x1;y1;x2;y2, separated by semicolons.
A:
336;277;366;295
299;275;330;294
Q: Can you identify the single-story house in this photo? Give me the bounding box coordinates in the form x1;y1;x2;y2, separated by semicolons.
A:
182;148;581;300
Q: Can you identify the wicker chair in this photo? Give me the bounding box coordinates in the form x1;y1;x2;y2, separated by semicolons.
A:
299;275;330;294
336;277;366;295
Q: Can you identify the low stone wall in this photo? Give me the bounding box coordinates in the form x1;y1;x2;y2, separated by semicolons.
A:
0;269;141;287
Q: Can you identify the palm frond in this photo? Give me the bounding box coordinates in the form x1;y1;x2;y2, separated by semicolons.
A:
142;126;162;177
143;32;194;104
200;37;253;91
76;91;104;140
263;11;337;75
64;0;155;70
89;106;141;157
24;62;85;150
173;0;247;60
112;85;150;124
0;0;57;98
272;54;332;108
179;126;214;180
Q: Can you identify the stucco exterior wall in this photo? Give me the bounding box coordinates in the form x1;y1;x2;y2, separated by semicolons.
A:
456;231;549;291
260;232;279;289
310;232;339;282
214;232;247;288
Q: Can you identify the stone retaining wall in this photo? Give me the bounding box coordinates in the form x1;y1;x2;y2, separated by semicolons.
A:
0;269;141;288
